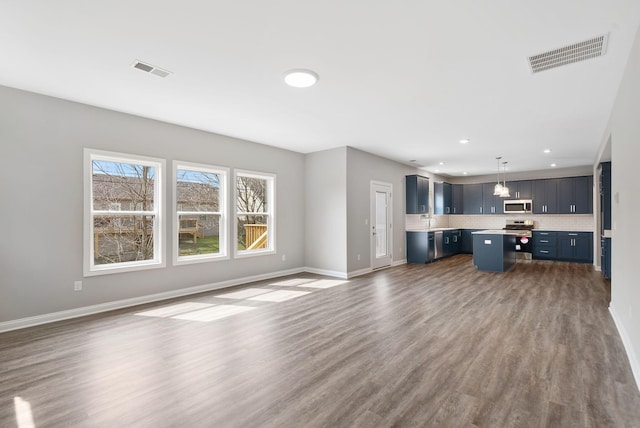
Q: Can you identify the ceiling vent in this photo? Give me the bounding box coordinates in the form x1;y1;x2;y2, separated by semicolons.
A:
132;60;172;78
528;34;609;74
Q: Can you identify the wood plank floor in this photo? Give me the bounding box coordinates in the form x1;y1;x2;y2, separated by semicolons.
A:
1;255;640;427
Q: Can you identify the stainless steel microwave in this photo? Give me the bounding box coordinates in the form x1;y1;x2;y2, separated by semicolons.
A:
503;199;533;213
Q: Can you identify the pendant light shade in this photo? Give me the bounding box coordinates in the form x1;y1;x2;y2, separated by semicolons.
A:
493;157;503;196
499;161;510;198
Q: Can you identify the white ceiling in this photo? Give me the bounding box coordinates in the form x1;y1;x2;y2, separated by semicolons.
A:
1;1;638;176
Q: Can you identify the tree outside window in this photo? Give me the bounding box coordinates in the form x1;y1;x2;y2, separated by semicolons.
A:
236;171;274;255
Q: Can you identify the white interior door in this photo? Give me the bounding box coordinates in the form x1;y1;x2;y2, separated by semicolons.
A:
371;181;393;269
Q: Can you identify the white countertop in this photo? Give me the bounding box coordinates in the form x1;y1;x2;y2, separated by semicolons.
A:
405;227;459;232
471;229;521;235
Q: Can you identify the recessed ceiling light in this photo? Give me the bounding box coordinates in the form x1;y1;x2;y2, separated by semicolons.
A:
459;139;470;144
550;163;557;167
543;149;552;154
435;169;440;173
439;162;444;165
284;69;319;88
463;172;468;175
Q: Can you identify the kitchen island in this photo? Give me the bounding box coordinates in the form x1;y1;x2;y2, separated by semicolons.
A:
472;230;518;272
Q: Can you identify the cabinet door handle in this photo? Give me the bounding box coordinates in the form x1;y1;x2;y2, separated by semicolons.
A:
568;233;578;236
540;250;549;254
540;240;549;243
480;207;483;213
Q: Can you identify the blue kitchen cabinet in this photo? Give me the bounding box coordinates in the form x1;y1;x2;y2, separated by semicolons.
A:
510;180;533;200
532;179;559;214
558;232;593;263
434;182;453;215
406;231;434;264
482;183;504;215
472;232;516;272
443;229;461;256
463;183;484;214
461;229;481;253
558;176;593;214
600;162;612;230
533;231;558;259
602;237;611;279
406;175;429;214
452;184;464;215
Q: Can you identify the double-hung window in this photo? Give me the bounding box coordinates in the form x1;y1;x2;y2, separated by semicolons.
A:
85;149;164;276
235;170;275;257
174;162;228;264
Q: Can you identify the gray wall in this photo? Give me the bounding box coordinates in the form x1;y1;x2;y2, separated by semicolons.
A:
304;147;347;274
0;85;305;322
603;25;640;380
346;147;420;273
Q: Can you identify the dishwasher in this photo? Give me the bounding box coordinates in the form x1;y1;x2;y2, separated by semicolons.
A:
434;231;444;260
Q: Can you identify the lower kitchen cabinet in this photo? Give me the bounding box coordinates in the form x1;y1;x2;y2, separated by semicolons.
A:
533;230;592;263
558;232;593;263
461;229;481;253
602;237;611;279
443;229;461;257
406;231;434;264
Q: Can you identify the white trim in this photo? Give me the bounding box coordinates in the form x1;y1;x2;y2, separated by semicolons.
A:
392;259;407;267
0;267;306;333
84;148;166;277
347;267;372;278
371;181;393;270
609;304;640;393
173;161;229;266
233;169;276;258
303;267;348;279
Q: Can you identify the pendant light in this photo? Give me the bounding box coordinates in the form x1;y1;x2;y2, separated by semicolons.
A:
499;161;511;198
493;157;503;196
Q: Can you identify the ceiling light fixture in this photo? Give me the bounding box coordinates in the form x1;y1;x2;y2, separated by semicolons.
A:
493;157;503;196
459;139;470;144
551;163;557;167
543;149;552;154
463;172;468;175
439;161;444;165
499;161;511;198
284;69;319;88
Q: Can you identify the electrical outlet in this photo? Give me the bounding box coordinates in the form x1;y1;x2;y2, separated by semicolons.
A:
74;281;82;291
365;218;368;225
357;254;361;261
282;254;286;261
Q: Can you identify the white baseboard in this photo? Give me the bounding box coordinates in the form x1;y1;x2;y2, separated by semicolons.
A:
347;267;372;278
609;304;640;393
0;267;306;333
303;267;348;279
392;259;407;267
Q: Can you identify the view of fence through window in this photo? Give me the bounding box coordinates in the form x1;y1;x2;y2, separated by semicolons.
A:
176;168;222;258
236;174;269;252
92;160;157;265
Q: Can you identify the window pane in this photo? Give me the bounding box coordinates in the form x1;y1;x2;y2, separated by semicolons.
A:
92;160;155;211
93;215;155;264
179;214;221;256
237;215;268;250
236;176;267;213
176;169;220;211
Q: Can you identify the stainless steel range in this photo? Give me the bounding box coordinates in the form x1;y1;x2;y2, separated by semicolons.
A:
504;220;534;260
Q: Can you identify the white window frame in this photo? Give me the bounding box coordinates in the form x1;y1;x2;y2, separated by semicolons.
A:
234;169;276;258
173;161;229;265
84;149;165;276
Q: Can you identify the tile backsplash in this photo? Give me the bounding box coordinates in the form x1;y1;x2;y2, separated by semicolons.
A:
406;214;594;232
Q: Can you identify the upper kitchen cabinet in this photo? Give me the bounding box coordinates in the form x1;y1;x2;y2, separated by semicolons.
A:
482;183;504;214
452;184;464;215
463;183;483;214
510;180;532;200
434;182;453;214
532;179;559;214
558;176;593;214
600;162;612;230
406;175;429;214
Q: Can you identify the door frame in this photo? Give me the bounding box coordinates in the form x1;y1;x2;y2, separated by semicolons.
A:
370;180;393;269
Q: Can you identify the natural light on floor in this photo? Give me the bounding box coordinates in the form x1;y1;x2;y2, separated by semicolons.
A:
134;278;349;322
14;397;35;428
